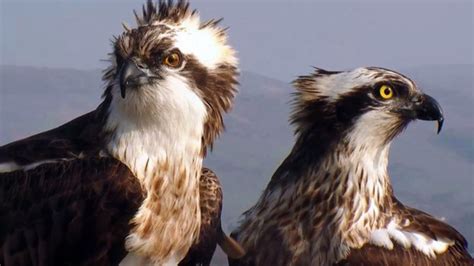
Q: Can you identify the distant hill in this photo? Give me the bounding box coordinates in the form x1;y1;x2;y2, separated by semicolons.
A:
0;65;102;141
1;65;472;264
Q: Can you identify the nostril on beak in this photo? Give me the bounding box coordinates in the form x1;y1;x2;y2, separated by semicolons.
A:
119;61;148;98
136;62;146;69
411;95;423;104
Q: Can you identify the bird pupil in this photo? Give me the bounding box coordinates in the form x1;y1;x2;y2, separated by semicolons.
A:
169;54;178;65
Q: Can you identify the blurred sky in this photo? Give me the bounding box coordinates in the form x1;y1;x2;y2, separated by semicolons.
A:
0;0;473;81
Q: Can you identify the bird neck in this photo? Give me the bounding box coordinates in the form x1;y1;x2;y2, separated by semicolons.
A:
102;92;208;263
251;136;394;263
329;140;394;246
296;138;394;259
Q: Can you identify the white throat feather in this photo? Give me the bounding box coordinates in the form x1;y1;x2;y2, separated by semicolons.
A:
106;74;207;264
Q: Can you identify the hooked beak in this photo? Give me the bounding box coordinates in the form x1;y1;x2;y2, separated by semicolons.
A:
412;94;444;134
118;61;148;98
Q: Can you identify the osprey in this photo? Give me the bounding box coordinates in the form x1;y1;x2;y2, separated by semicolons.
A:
230;67;472;265
180;168;245;266
0;0;238;265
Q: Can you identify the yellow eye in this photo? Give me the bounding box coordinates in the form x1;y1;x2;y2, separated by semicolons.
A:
163;52;182;68
379;85;394;99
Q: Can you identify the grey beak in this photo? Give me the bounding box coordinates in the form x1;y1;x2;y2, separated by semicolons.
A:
413;94;444;134
118;61;147;98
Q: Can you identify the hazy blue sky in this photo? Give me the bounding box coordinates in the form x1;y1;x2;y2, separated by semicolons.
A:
1;0;473;80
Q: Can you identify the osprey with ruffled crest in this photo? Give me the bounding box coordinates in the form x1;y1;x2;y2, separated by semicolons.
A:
230;67;472;265
0;0;238;265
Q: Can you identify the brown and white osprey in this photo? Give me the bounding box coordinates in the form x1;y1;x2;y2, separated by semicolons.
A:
180;168;245;266
0;0;238;265
230;67;472;265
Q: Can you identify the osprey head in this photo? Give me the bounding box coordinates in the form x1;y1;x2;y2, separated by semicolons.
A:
291;67;444;146
103;0;238;151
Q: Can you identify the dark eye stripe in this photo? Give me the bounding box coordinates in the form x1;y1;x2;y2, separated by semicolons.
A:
389;81;410;98
147;48;184;68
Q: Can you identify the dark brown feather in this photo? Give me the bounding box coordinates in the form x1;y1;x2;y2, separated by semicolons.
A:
0;110;108;166
229;227;295;266
337;203;473;265
0;157;144;266
180;168;244;266
136;0;192;26
337;242;473;266
0;106;145;266
392;198;468;248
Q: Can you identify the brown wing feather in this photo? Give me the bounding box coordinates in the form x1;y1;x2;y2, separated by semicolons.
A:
337;242;472;266
0;157;144;266
180;168;244;266
393;198;468;247
229;225;297;266
179;167;222;266
338;200;472;266
0;110;106;165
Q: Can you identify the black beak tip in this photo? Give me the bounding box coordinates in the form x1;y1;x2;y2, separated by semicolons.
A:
414;94;444;135
437;117;444;134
